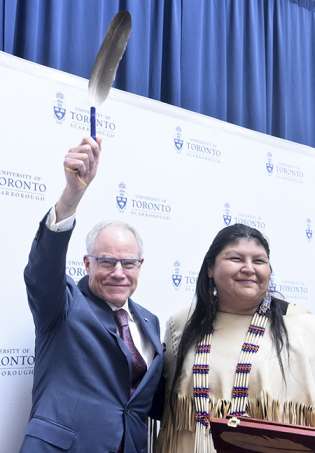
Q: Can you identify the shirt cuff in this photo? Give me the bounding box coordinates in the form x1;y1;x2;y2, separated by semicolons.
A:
46;207;76;232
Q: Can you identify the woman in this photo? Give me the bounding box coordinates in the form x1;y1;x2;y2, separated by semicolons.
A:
157;223;315;452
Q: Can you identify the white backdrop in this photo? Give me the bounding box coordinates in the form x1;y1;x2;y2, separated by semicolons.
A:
1;51;315;452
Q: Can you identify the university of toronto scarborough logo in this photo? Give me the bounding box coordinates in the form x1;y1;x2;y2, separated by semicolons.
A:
223;203;232;226
174;127;184;152
116;182;128;211
53;92;66;122
306;219;313;241
172;261;182;288
265;152;304;183
266;152;274;175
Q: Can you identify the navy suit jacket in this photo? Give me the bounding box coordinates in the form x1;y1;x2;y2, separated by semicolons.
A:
20;217;164;453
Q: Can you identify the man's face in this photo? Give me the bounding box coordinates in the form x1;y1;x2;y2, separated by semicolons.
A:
84;226;142;307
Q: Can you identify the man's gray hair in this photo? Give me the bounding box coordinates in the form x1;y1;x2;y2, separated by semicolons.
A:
85;221;144;257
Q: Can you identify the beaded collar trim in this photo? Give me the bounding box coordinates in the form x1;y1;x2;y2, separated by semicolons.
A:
192;297;271;452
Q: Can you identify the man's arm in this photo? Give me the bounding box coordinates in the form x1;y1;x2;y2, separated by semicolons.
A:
55;136;101;221
24;137;102;333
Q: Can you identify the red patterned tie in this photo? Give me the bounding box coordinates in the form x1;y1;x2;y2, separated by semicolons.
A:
114;309;147;394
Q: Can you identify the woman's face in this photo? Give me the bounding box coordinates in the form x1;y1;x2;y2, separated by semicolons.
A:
208;238;271;314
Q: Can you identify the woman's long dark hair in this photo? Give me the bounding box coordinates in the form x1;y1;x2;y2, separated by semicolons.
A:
170;223;289;411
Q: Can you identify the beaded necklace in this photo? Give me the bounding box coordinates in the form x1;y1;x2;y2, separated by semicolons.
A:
192;297;271;452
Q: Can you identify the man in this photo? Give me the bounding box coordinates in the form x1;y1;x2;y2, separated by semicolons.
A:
20;137;163;453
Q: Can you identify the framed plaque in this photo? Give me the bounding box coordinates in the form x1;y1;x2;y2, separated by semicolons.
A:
210;416;315;452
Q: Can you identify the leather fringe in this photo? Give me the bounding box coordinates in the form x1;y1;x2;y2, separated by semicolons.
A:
148;417;158;453
156;392;315;452
247;391;315;426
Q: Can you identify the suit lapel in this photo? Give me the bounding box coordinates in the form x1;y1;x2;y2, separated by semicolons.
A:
77;277;162;397
128;299;162;355
128;300;163;400
77;276;133;372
